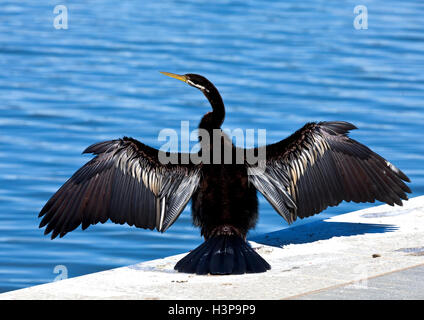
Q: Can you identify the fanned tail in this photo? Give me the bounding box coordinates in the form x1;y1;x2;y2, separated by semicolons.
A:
174;235;271;275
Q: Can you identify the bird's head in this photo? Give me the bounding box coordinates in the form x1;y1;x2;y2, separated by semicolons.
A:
160;71;225;127
160;72;213;93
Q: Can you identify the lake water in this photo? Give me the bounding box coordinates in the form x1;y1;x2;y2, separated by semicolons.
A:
0;0;423;293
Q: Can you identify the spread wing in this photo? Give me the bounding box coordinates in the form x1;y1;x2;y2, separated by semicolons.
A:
247;121;411;223
39;137;201;238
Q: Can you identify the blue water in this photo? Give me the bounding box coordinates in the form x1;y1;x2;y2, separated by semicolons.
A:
0;0;423;293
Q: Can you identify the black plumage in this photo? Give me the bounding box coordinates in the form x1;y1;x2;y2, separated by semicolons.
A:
39;72;411;275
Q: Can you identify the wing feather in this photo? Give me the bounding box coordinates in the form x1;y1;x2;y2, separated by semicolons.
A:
39;137;201;238
247;121;411;223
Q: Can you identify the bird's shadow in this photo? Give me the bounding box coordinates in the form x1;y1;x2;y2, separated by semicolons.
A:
251;220;398;248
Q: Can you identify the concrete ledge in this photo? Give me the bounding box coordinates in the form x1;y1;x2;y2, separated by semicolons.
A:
1;196;424;300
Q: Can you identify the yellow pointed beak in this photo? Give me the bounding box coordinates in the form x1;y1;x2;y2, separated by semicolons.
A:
160;71;187;83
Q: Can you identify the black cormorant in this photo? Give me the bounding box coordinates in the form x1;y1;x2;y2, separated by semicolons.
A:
39;72;411;275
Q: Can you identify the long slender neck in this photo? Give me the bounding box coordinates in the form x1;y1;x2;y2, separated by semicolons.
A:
199;85;225;131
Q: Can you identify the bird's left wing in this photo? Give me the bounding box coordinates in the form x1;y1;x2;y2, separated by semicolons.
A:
39;137;201;238
246;121;411;223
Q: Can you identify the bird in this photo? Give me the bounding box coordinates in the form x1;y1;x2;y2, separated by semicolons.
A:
38;72;411;275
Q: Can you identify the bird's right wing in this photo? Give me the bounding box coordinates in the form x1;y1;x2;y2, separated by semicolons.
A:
247;121;411;224
39;137;201;238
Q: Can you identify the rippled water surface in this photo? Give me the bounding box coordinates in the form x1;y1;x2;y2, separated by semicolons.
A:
1;0;423;292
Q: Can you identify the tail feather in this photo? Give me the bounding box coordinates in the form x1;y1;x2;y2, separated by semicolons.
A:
232;242;247;274
175;235;271;275
178;238;215;274
209;236;234;274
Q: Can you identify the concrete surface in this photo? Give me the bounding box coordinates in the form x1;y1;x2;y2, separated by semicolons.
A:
1;196;423;300
298;264;424;299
